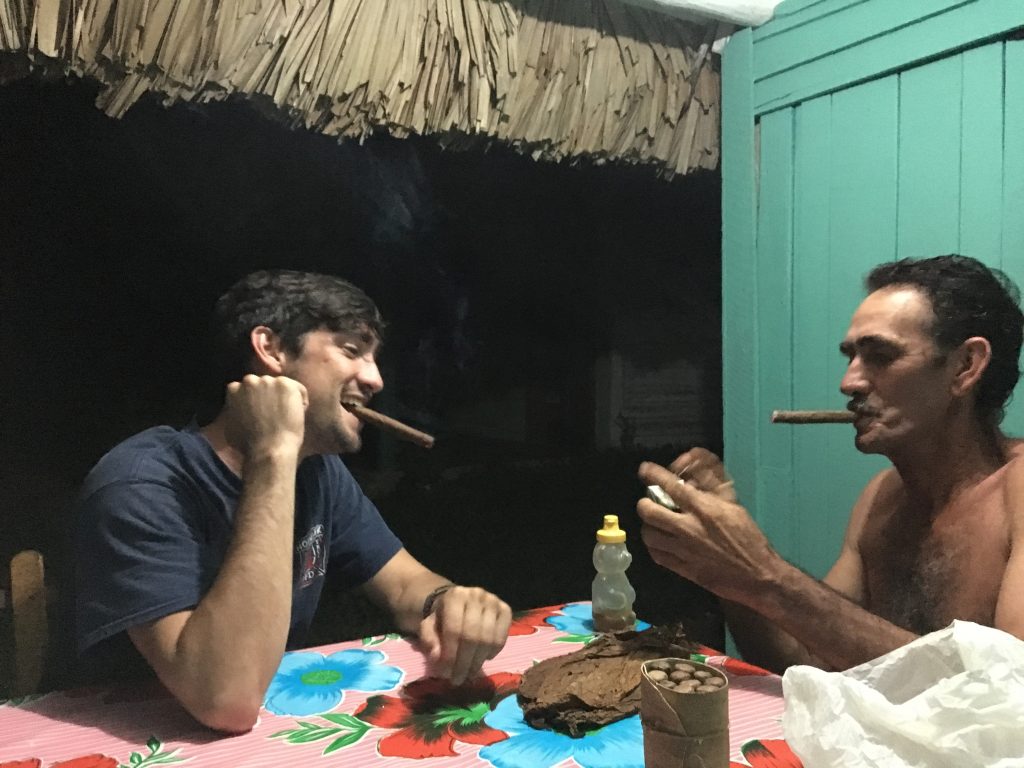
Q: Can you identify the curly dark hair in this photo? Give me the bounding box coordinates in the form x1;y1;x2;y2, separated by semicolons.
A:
865;255;1023;427
197;270;385;422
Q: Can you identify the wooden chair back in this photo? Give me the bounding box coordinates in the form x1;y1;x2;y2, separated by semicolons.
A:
9;549;48;697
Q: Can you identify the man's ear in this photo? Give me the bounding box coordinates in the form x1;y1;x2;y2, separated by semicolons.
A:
250;326;287;375
950;336;992;398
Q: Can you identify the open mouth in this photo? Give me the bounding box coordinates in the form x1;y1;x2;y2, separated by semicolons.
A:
340;401;365;427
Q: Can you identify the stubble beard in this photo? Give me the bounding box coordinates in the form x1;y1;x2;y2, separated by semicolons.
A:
853;433;880;455
333;423;362;454
305;403;363;455
334;402;364;454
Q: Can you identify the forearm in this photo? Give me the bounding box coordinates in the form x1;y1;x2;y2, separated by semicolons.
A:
390;574;453;635
747;560;918;670
722;600;824;672
162;450;298;728
360;551;454;636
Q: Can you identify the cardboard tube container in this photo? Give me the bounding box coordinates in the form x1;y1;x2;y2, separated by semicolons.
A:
640;658;729;768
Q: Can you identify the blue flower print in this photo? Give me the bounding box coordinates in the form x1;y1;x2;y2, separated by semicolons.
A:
479;695;644;768
264;648;403;716
546;602;651;639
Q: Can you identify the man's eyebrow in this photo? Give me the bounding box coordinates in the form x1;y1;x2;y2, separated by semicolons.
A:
839;335;903;355
335;329;383;354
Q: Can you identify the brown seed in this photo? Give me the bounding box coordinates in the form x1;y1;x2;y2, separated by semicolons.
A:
669;670;693;682
705;676;725;687
696;684;720;693
647;670;668;681
674;663;696;673
648;660;672;672
694;670;712;680
675;679;700;691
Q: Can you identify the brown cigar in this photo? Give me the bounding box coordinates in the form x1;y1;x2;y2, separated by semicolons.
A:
344;404;436;448
771;409;855;424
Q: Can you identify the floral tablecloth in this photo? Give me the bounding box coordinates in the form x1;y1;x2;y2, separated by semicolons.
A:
0;602;801;767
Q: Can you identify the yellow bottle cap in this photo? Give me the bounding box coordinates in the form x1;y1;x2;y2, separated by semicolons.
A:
596;514;626;543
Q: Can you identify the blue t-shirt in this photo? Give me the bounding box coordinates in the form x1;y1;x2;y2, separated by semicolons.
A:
73;425;402;676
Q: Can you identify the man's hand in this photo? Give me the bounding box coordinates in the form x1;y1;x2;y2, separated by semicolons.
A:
667;447;738;502
637;458;782;605
418;587;512;685
223;374;307;459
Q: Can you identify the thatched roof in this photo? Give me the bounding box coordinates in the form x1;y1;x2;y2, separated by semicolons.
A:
1;0;722;177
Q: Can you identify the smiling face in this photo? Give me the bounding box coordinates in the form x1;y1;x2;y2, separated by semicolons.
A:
280;326;384;455
839;287;958;458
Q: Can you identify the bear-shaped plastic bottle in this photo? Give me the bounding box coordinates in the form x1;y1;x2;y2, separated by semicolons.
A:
591;515;636;633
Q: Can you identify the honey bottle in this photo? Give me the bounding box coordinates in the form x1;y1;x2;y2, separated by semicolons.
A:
591;515;637;633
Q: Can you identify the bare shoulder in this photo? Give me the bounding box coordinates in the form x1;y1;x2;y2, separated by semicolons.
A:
846;467;902;541
1003;441;1024;535
853;467;902;517
999;439;1024;492
1005;438;1024;463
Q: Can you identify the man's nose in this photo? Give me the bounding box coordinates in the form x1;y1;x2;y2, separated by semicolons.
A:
839;361;868;396
360;360;384;394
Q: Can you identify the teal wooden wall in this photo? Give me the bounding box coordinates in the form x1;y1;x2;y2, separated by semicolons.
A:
722;0;1024;579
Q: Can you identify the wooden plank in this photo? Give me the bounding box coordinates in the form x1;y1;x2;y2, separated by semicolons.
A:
721;28;760;514
790;93;838;577
754;0;1024;115
1002;38;1024;437
11;550;47;697
755;0;970;80
754;107;796;557
959;42;1005;261
753;0;867;41
896;53;962;258
759;468;798;562
823;76;897;547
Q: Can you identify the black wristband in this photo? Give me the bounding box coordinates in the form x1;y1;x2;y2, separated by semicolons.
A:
422;583;455;619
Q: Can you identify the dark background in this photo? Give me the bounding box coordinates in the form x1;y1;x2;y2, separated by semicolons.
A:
0;75;724;695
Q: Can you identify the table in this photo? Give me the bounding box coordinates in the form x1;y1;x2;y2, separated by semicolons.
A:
0;602;802;767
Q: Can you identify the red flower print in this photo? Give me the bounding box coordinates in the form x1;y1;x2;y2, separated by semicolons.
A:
730;739;803;768
508;605;563;636
49;757;119;768
1;755;119;768
356;672;521;758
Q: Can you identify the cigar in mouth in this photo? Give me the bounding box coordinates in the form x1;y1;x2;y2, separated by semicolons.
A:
343;403;436;448
770;409;856;424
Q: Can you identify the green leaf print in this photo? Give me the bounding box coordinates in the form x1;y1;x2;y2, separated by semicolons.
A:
321;712;367;729
361;632;402;646
554;633;595;644
118;736;186;768
322;728;368;754
432;701;490;727
271;715;371;755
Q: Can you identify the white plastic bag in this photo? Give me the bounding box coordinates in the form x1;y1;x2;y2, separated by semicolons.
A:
781;621;1024;767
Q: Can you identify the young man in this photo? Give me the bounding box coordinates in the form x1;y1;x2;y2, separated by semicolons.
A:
74;270;512;732
637;255;1024;672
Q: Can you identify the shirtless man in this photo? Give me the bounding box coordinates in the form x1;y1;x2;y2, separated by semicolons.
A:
637;255;1024;672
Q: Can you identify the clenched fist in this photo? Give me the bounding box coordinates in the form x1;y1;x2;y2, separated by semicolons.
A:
223;375;307;460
